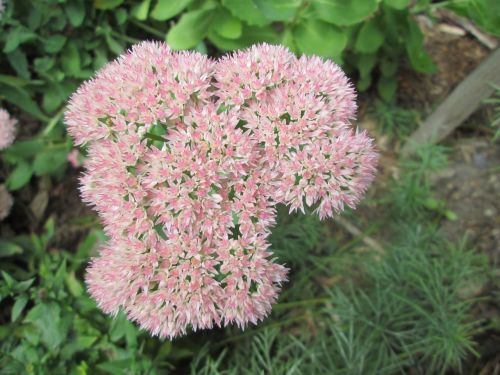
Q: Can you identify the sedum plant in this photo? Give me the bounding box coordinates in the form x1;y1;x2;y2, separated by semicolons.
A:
65;42;378;339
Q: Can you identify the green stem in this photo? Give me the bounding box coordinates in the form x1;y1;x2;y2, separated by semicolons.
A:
111;31;141;44
42;107;65;136
131;19;166;39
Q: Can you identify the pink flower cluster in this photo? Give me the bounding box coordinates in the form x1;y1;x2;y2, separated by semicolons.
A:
0;108;16;150
65;42;378;339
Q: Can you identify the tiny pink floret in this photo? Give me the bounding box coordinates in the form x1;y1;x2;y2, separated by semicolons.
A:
65;42;378;339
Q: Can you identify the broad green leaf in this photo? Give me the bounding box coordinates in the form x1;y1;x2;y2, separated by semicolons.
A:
61;43;81;77
311;0;378;26
66;0;86;26
5;139;44;158
6;50;30;79
11;295;29;321
208;25;279;50
105;34;124;55
293;19;347;60
97;359;134;375
0;74;34;87
384;0;411;9
43;35;67;54
252;0;301;21
357;74;372;91
212;9;243;39
356;53;377;78
60;336;98;360
0;240;23;257
7;161;33;191
115;8;128;24
151;0;192;20
109;311;130;342
281;28;298;53
3;27;36;53
34;57;56;74
25;303;69;350
355;18;384;53
131;0;151;20
0;84;48;121
447;0;500;37
405;17;436;73
222;0;270;26
166;8;217;50
65;272;84;297
377;75;397;102
33;149;68;176
94;0;124;10
42;84;65;114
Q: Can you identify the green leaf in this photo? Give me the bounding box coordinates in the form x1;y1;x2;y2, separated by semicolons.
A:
25;303;69;350
7;161;33;191
42;84;65;113
252;0;301;21
166;7;217;50
3;27;36;53
65;272;84;297
0;240;24;257
43;35;67;53
66;0;86;27
0;74;34;87
281;28;298;53
61;43;81;77
12;295;29;322
61;336;98;360
212;9;243;39
6;50;30;80
5;139;44;158
355;18;384;53
377;75;397;102
115;8;128;24
105;34;124;55
33;149;68;176
131;0;151;20
356;53;377;78
293;19;347;60
312;0;378;26
405;17;436;73
221;0;270;26
151;0;192;20
208;25;279;51
94;0;124;10
384;0;411;9
357;74;372;91
97;359;134;375
0;84;48;121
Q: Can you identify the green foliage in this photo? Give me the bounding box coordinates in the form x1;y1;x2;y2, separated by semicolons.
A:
446;0;500;37
484;84;500;140
371;99;420;139
2;113;70;191
190;229;486;375
0;219;177;374
386;143;456;221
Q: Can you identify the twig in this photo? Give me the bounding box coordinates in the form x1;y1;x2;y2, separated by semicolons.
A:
438;9;498;50
333;216;385;255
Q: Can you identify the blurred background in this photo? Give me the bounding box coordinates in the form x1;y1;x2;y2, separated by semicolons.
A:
0;0;499;374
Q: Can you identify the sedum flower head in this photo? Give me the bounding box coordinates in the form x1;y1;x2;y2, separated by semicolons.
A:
66;41;378;339
0;108;16;150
